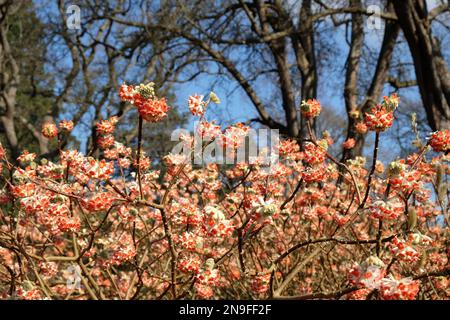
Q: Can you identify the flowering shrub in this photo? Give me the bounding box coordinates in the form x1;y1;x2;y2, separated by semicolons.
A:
0;86;448;300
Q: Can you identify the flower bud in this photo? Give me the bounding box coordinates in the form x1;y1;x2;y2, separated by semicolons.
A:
387;160;405;178
349;108;360;119
381;93;400;112
42;123;58;139
363;255;385;268
204;258;215;271
209;91;220;104
136;82;155;99
262;203;277;217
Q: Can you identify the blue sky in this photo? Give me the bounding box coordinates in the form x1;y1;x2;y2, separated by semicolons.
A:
170;0;446;164
33;0;447;163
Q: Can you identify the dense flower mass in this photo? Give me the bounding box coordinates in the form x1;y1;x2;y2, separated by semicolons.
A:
0;87;447;301
388;237;420;263
59;120;74;132
251;274;271;294
81;192;114;212
303;141;327;165
348;256;386;289
219;123;250;149
368;198;404;220
136;97;169;122
96;117;118;135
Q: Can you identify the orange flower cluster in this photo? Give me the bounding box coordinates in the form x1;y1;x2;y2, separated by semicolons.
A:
342;138;356;149
188;94;206;116
119;83;169;122
81;192;114;212
41;123;58;139
300;98;321;118
364;105;395;132
429;129;450;153
379;277;420;300
364;94;400;132
368;198;404;220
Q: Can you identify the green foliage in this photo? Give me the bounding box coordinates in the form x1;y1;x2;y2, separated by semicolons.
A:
3;2;56;154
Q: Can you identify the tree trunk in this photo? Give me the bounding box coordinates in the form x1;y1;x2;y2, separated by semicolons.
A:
0;2;21;160
299;0;318;140
341;0;364;161
0;113;19;159
342;1;400;161
393;0;450;131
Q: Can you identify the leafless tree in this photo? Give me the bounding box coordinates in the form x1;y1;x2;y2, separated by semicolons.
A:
1;0;449;162
393;0;450;131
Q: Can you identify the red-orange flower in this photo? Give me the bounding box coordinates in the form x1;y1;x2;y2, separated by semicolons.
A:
300;99;321;118
188;94;206;116
59;120;74;132
81;192;113;212
42;123;58;139
303;141;327;165
364;105;394;132
119;83;169;122
429;130;449;152
342;138;356;149
137;97;169;122
379;277;419;300
355;122;368;134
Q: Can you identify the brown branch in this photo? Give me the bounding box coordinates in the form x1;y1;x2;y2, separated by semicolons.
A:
273;286;359;300
387;76;418;89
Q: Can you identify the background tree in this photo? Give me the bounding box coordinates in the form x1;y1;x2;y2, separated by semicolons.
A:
393;0;450;131
82;0;448;158
0;0;190;162
1;0;449;163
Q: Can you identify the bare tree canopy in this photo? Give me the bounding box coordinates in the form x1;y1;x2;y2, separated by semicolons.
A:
0;0;449;160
